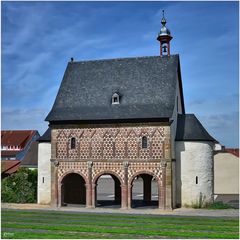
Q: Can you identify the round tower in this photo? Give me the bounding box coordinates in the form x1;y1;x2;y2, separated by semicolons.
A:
157;10;173;56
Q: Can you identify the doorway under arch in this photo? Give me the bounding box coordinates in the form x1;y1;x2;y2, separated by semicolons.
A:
131;173;158;208
94;174;121;208
61;173;86;206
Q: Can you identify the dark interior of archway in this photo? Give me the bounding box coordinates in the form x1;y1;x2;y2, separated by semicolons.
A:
131;174;158;208
62;173;86;205
96;174;121;208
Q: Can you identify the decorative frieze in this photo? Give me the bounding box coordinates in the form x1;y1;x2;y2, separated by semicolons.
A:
55;126;167;161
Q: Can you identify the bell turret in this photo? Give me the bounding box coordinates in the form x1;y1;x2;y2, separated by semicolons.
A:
157;10;173;56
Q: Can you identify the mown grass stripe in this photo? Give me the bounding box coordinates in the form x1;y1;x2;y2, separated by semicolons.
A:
2;227;150;239
2;218;238;233
2;209;238;221
1;229;125;239
2;210;238;226
2;222;239;239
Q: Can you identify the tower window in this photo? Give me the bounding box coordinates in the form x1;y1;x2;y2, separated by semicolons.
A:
70;137;76;149
142;136;148;149
112;93;120;104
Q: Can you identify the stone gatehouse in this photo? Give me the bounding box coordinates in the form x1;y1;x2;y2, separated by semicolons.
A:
37;14;217;210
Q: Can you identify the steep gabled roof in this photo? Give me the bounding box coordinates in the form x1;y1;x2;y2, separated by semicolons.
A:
1;130;38;147
46;55;184;122
176;114;217;142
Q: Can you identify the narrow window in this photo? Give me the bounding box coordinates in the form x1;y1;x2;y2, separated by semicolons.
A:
42;177;44;183
196;176;198;184
70;137;76;149
142;136;148;149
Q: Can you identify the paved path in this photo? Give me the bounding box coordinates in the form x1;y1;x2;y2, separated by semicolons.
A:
2;203;239;218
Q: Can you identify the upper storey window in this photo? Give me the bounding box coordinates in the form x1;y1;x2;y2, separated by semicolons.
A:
112;93;120;105
70;137;76;149
142;136;148;149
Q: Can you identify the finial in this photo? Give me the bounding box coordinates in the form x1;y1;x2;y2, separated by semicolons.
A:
161;10;166;26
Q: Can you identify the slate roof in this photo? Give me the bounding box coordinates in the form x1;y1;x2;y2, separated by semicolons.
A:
38;128;51;142
46;55;184;122
21;141;38;168
176;114;217;142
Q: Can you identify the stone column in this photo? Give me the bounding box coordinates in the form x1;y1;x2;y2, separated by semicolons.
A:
142;174;152;202
159;161;166;209
122;161;129;209
92;183;97;208
128;184;133;209
165;160;172;209
50;159;59;208
86;161;93;208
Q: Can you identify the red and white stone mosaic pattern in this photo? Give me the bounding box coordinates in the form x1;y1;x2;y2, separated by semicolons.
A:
56;126;166;161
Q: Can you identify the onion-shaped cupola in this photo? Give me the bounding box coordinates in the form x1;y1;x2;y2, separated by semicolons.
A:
157;10;173;56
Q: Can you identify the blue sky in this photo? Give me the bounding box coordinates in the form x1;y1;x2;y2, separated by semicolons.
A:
1;1;239;147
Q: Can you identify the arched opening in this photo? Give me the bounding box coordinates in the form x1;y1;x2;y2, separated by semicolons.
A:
131;173;158;208
95;174;121;208
61;173;86;206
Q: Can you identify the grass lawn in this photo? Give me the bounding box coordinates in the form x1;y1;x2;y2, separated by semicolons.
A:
1;209;239;239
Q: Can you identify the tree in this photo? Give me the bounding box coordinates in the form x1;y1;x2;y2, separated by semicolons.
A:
1;168;37;203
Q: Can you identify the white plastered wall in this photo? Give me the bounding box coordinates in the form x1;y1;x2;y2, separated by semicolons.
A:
214;152;239;194
175;141;214;206
37;142;51;204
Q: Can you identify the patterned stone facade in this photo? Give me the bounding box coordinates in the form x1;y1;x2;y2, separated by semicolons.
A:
51;124;172;209
55;126;166;161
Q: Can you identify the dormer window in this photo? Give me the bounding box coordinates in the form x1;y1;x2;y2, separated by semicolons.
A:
112;93;120;105
70;137;76;149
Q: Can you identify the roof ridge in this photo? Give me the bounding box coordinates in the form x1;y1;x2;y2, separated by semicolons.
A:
68;54;180;64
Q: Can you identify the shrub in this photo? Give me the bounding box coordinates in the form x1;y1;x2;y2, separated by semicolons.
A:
206;201;233;209
1;168;37;203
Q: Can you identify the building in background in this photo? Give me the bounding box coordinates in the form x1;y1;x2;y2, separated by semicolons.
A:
214;148;239;208
1;130;40;161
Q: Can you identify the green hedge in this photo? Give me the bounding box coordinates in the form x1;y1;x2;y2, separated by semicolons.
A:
1;168;37;203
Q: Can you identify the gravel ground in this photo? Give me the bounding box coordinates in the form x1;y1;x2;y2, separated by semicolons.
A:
2;203;239;218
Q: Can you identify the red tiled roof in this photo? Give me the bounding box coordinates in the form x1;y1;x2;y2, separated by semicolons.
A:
1;160;20;174
1;150;21;157
1;130;37;148
225;148;239;157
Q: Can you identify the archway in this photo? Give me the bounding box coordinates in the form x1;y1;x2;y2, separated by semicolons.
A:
61;173;86;206
131;173;158;208
94;173;121;208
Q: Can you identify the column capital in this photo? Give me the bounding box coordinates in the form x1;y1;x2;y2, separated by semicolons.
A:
87;161;93;168
123;161;129;168
160;160;167;168
53;160;59;167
